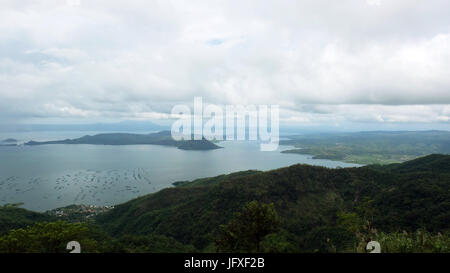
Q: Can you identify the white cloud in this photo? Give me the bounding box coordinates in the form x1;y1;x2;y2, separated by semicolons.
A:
0;0;449;128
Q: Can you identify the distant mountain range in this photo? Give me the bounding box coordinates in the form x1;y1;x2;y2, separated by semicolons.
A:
25;130;222;150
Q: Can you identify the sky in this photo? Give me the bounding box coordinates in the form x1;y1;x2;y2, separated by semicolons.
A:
0;0;449;131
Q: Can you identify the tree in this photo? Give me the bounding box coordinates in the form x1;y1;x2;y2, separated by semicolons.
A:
215;201;280;252
337;211;362;234
0;221;98;253
355;197;377;234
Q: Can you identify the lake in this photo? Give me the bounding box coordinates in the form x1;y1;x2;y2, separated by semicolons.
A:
0;131;360;211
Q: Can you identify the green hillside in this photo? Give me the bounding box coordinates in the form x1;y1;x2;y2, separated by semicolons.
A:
95;154;450;252
367;154;450;173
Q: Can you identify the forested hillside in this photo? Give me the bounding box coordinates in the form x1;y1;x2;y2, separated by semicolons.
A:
95;154;450;252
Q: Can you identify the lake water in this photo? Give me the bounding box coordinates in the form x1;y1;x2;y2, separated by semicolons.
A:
0;131;360;211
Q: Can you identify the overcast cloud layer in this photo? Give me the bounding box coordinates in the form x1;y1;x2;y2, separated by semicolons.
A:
0;0;449;128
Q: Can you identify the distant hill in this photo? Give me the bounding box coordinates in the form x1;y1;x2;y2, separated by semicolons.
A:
95;154;450;251
281;130;450;164
24;131;222;151
1;138;17;143
0;138;18;146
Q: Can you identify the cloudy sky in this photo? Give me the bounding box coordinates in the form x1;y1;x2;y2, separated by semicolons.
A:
1;0;449;130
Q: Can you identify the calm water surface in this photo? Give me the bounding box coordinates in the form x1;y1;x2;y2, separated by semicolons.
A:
0;131;360;211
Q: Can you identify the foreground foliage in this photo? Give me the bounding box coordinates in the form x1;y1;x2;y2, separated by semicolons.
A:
215;201;280;252
0;221;98;253
352;230;450;253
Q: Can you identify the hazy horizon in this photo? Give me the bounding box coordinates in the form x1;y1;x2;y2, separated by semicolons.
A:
1;120;449;134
